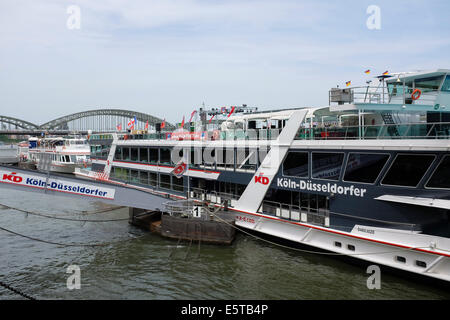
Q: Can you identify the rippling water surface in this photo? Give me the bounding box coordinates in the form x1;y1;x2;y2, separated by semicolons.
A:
0;189;449;300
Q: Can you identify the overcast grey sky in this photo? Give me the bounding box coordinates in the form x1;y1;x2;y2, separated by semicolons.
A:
0;0;449;125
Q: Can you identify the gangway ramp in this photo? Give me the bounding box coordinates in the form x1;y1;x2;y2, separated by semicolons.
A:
0;165;168;211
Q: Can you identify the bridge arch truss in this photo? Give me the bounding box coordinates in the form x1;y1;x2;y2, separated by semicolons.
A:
39;109;174;131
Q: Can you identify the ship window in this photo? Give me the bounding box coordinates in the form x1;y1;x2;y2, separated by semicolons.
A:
395;256;406;263
130;170;139;183
283;151;308;177
115;147;122;160
140;171;148;185
441;75;450;92
382;154;435;187
122;148;130;160
236;148;257;171
65;155;70;162
426;155;450;189
130;148;138;161
344;153;389;184
172;176;184;192
149;172;157;187
139;148;148;163
160;148;171;164
414;75;444;93
114;167;129;181
334;241;342;248
312;152;344;180
149;148;158;163
347;244;355;251
415;260;427;268
160;174;171;189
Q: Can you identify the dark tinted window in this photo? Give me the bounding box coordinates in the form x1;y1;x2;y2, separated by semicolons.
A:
139;148;148;162
344;153;389;184
312;152;344;180
149;148;158;163
130;148;138;161
283;152;308;177
160;148;171;164
382;154;435;187
426;155;450;189
160;174;171;189
122;148;130;160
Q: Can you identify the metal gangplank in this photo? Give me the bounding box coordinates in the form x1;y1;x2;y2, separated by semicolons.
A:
0;165;169;211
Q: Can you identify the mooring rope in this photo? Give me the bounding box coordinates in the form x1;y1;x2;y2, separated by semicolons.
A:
0;225;142;247
0;279;36;300
0;202;126;217
208;203;432;257
0;203;129;222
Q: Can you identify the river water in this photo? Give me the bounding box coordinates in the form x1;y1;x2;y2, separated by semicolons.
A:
0;188;449;300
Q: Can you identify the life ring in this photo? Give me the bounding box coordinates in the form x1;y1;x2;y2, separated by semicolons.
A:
411;89;421;100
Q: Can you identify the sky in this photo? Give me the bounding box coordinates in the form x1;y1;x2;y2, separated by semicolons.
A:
0;0;449;125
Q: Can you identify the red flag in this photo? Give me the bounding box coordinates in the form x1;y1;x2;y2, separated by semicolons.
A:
227;106;236;118
161;119;166;129
145;120;149;130
209;114;215;123
181;116;185;128
189;110;197;123
116;123;122;131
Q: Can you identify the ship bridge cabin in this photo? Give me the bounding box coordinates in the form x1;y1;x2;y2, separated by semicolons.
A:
303;69;450;140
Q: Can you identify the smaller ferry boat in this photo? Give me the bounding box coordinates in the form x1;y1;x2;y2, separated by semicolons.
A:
27;136;91;173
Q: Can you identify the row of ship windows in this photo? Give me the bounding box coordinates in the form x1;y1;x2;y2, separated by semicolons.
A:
111;146;269;170
283;151;450;189
333;241;427;268
109;167;184;192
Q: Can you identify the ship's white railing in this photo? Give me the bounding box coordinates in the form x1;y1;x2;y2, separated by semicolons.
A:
296;122;450;140
329;85;440;105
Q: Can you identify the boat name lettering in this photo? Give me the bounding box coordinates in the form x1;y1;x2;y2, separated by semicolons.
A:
0;170;115;199
276;178;367;197
357;227;375;234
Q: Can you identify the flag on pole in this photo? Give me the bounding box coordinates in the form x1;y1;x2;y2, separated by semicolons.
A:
227;106;236;118
382;70;389;75
189;110;197;123
220;107;227;114
365;69;371;74
145;120;149;130
180;116;185;128
161;119;166;129
346;81;351;87
127;116;136;130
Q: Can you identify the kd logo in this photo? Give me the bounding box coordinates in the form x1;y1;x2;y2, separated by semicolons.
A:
254;175;269;185
2;172;23;183
366;265;381;289
66;265;81;290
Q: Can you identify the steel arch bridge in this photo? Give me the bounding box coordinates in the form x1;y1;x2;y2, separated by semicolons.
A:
0;116;39;130
0;109;174;132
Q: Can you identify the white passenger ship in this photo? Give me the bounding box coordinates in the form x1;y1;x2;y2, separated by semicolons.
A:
28;136;91;173
79;69;450;283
